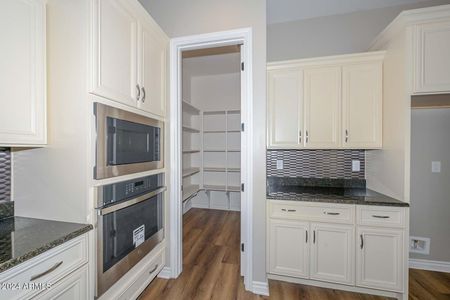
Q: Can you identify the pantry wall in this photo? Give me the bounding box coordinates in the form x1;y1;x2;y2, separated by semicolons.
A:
180;47;242;213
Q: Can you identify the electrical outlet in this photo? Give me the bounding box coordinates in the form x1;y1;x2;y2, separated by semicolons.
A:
352;160;360;172
432;161;441;173
276;160;284;170
409;236;430;255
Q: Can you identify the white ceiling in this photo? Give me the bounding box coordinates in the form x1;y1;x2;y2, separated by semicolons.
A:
267;0;436;24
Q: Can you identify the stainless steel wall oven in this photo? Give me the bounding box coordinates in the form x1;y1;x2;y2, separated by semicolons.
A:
95;173;165;297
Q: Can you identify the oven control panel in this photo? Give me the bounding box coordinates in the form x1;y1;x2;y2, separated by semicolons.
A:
98;173;164;207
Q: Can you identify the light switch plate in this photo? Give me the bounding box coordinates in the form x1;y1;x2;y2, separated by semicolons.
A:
352;160;360;172
432;161;441;173
276;160;283;170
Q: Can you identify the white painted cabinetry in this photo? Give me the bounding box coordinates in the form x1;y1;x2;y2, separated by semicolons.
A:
342;62;382;148
0;0;46;146
269;219;309;278
413;20;450;94
310;223;354;285
267;68;303;148
304;66;341;148
91;0;139;107
91;0;168;117
267;200;408;298
138;19;167;116
356;227;404;292
267;52;384;150
0;235;89;300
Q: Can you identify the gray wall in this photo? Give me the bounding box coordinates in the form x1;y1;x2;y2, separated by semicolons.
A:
410;108;450;262
267;0;450;61
138;0;268;284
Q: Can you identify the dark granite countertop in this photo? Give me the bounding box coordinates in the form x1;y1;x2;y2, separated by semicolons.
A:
266;177;409;207
0;217;93;273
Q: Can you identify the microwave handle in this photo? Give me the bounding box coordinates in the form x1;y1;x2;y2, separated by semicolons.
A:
98;186;167;215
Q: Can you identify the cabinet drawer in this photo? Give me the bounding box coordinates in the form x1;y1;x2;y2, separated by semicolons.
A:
118;247;164;300
0;235;88;300
357;206;406;228
269;200;355;224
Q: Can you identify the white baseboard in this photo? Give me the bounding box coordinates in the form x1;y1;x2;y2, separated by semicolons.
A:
157;266;172;279
252;280;269;296
409;259;450;273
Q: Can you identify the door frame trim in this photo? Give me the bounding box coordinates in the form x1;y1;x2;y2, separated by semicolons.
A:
168;27;254;291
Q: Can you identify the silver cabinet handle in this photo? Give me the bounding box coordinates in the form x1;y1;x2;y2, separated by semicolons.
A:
136;84;141;101
298;130;302;143
372;215;390;219
281;208;296;212
306;130;309;143
345;129;349;143
325;212;340;215
30;261;63;281
360;234;364;249
149;264;158;274
313;230;316;244
306;230;308;243
141;87;146;103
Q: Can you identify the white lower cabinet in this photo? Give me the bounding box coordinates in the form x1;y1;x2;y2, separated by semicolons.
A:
310;223;354;285
34;265;88;300
267;200;407;297
0;234;89;300
356;227;404;292
269;219;309;278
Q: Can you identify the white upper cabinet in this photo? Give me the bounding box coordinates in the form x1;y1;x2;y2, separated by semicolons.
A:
138;18;166;116
91;0;139;106
413;20;450;94
267;52;384;150
304;66;341;148
267;69;303;148
0;0;46;146
342;61;382;149
91;0;168;116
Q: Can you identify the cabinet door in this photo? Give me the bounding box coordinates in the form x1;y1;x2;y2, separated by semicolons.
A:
356;227;404;292
91;0;138;106
304;67;341;148
342;62;382;148
0;0;46;146
310;223;354;285
269;219;309;278
138;20;167;117
35;265;88;300
267;69;303;148
414;20;450;94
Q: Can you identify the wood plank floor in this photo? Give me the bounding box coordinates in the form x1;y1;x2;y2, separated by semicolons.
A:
139;208;450;300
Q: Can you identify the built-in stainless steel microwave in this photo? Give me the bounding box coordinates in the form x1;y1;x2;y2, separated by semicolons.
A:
94;103;164;179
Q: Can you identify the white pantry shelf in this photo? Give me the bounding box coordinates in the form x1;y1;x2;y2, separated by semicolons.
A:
182;167;200;178
183;184;200;202
182;100;200;115
182;125;200;133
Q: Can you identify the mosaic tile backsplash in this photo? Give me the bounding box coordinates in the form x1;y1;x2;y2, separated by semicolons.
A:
267;149;365;180
0;148;11;202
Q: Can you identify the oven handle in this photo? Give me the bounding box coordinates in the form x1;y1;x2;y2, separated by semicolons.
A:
98;186;167;215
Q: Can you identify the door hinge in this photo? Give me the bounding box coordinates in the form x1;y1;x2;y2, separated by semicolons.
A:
241;123;245;132
241;243;244;252
181;185;183;191
241;62;244;71
241;183;244;192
